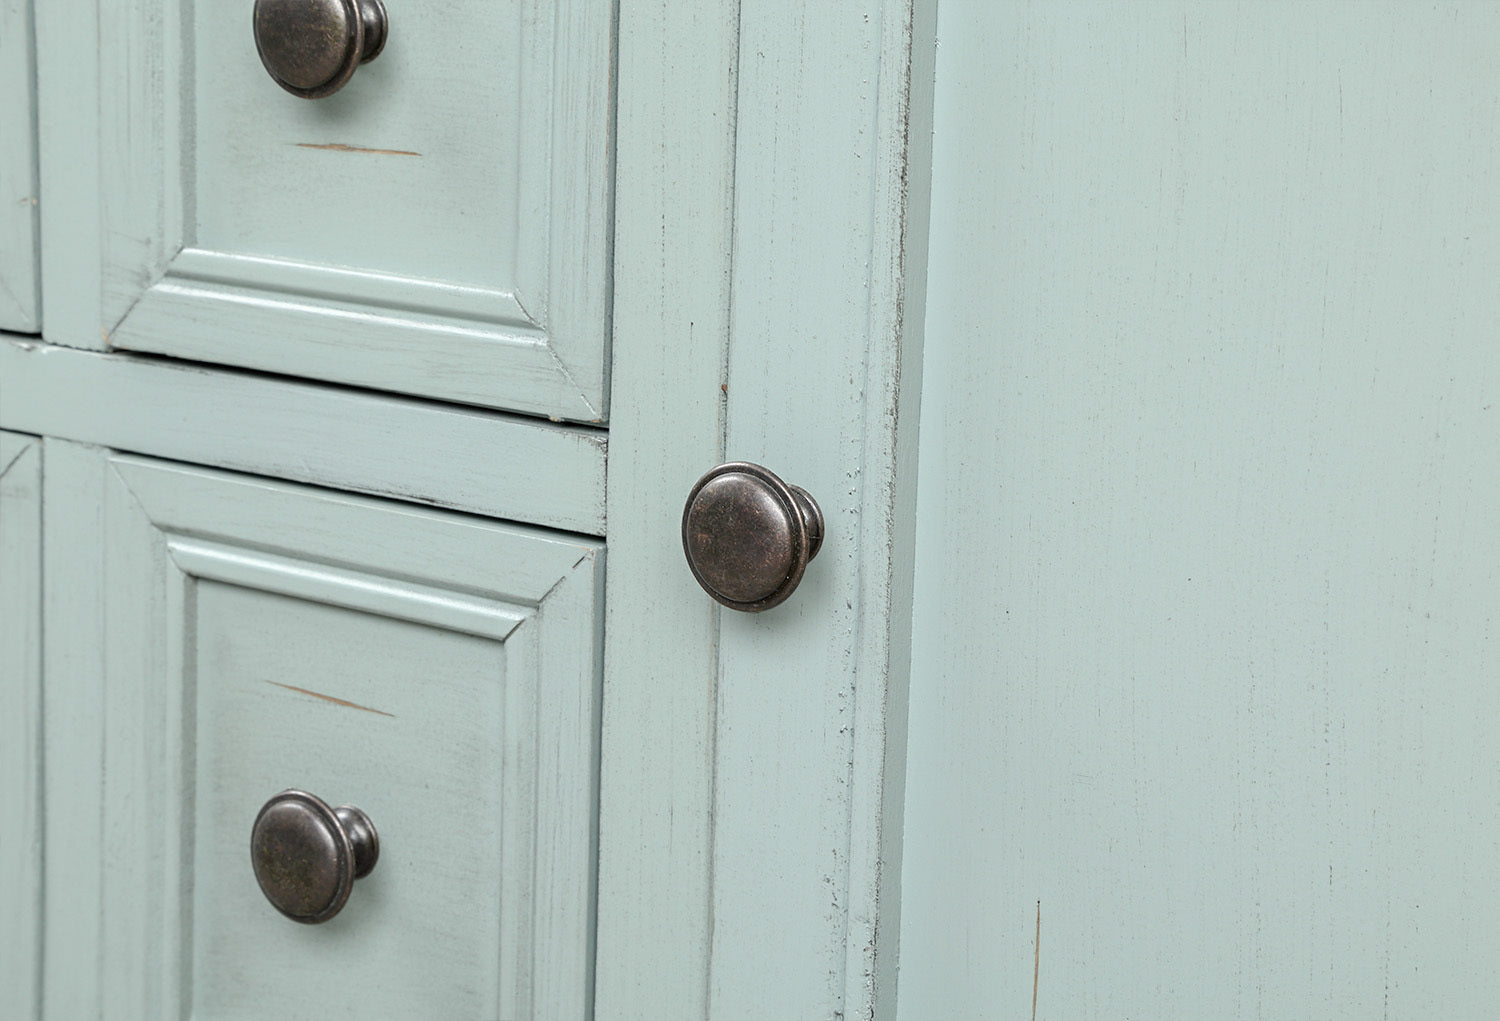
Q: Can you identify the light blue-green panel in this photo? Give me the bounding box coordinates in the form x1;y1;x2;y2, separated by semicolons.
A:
43;450;602;1020
0;0;41;330
0;433;41;1020
901;2;1500;1018
39;0;612;420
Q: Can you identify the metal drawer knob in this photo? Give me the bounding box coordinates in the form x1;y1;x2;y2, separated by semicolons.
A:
682;462;824;612
251;789;379;924
253;0;388;99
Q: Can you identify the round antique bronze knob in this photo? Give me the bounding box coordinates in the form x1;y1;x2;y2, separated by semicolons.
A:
251;789;379;924
682;462;824;612
253;0;388;99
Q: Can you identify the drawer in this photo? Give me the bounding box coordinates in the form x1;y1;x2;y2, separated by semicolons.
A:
45;450;602;1018
0;0;40;331
39;0;613;422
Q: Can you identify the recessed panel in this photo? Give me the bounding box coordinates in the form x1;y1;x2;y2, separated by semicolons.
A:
72;456;602;1019
191;582;508;1019
193;3;520;291
79;0;613;419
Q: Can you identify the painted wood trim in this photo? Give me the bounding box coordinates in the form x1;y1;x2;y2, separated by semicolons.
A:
601;2;932;1017
108;278;601;422
0;433;41;1020
165;538;531;641
594;4;739;1017
0;0;41;331
35;0;104;349
0;338;608;536
40;439;109;1018
855;5;936;1014
708;2;933;1019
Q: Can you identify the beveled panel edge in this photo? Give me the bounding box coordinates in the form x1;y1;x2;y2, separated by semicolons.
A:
166;538;531;641
171;248;544;334
109;278;603;422
0;337;608;536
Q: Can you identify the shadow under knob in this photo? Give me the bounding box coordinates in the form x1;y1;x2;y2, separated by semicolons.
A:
251;789;379;924
253;0;388;99
682;462;824;612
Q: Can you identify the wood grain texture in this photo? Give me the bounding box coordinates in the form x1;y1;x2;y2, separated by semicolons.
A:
594;4;737;1017
0;0;41;330
0;433;41;1020
0;338;607;535
709;2;932;1018
900;3;1500;1017
49;0;614;420
50;451;602;1019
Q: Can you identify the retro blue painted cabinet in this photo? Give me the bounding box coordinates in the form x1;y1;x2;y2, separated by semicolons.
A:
8;1;1500;1019
2;1;924;1018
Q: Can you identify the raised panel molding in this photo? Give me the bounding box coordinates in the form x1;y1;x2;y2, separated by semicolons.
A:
0;433;42;1020
43;448;602;1019
42;0;613;421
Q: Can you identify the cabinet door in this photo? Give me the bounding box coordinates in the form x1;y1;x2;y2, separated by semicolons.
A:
0;0;40;331
38;0;612;421
0;433;40;1020
42;445;601;1019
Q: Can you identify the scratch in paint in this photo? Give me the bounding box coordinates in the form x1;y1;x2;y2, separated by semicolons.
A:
295;142;421;157
267;680;395;717
1032;900;1041;1021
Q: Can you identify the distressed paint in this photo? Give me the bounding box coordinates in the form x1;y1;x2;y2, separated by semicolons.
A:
900;2;1500;1017
710;2;933;1018
595;3;737;1016
600;2;932;1017
14;0;937;1015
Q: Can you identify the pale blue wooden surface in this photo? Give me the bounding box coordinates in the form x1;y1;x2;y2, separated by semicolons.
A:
41;0;613;419
0;433;41;1020
0;338;608;535
44;449;601;1019
900;2;1500;1017
12;1;937;1016
599;3;932;1018
0;0;41;330
595;4;736;1016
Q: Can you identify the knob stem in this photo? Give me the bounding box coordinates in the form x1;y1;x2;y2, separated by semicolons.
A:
335;804;381;879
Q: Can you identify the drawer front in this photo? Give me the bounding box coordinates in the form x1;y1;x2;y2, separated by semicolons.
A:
45;450;601;1018
43;0;612;421
0;0;40;331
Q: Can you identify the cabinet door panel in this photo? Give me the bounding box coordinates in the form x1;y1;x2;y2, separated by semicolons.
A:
45;450;601;1019
0;433;40;1020
0;0;40;331
42;0;612;421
